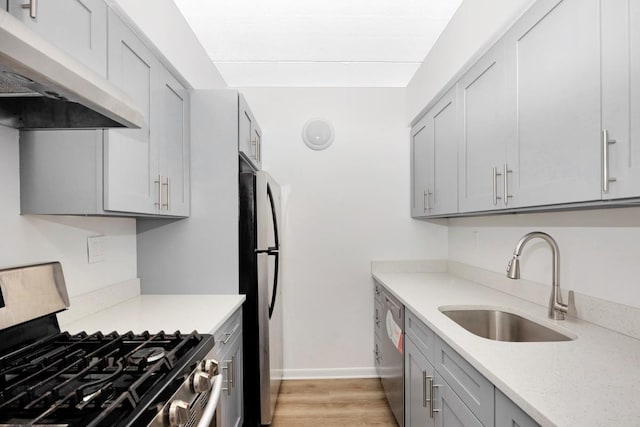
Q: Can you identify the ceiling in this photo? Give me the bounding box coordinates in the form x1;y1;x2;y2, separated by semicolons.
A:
172;0;462;87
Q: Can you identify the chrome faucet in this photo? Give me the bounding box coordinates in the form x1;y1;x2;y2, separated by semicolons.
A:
506;231;569;320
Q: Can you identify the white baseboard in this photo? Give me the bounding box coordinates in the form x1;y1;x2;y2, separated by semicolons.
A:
282;367;378;380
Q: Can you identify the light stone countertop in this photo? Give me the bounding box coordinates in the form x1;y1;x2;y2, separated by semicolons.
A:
373;271;640;427
60;294;245;335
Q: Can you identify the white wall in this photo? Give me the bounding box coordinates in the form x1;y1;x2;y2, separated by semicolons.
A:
241;87;448;378
406;0;535;122
110;0;227;89
449;208;640;308
0;125;137;298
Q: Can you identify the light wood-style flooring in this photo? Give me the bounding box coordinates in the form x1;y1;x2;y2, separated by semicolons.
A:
270;378;398;426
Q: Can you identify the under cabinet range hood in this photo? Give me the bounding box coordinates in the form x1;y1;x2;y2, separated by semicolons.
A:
0;9;144;130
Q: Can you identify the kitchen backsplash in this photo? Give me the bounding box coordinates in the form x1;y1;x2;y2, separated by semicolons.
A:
0;125;138;298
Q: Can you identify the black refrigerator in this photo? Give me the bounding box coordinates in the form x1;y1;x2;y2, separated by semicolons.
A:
239;156;283;426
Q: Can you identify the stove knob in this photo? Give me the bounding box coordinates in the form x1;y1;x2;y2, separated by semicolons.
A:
191;371;212;393
168;400;190;427
201;358;219;376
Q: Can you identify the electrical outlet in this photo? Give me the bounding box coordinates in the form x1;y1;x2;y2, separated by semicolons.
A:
87;235;107;264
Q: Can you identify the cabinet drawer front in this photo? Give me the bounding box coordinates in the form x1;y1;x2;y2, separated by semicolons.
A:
405;310;435;363
434;337;494;426
214;308;243;355
495;389;540;427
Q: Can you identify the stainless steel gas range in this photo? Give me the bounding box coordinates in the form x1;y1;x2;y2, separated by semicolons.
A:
0;262;222;427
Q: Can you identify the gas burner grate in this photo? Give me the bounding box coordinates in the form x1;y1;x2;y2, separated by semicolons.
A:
0;330;206;427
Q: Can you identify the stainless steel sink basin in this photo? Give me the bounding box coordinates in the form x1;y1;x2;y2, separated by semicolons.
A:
440;308;574;342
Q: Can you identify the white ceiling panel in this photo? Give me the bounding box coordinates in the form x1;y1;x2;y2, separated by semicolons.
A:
173;0;462;87
215;61;421;87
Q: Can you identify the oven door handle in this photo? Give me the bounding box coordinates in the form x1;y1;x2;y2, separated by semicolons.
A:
197;373;223;427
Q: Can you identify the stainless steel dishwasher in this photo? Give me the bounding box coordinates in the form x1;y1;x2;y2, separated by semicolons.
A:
374;281;404;426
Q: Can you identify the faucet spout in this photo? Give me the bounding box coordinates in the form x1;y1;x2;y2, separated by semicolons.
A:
506;231;569;320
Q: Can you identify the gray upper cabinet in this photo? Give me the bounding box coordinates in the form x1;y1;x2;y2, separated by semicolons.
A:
411;87;458;217
411;115;432;217
20;6;190;218
239;94;262;170
601;1;640;200
412;0;640;217
504;0;602;208
155;67;190;217
104;8;157;214
457;41;512;213
8;0;107;76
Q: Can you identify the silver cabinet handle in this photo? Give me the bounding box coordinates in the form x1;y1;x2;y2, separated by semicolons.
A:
230;355;235;389
492;167;503;206
21;0;36;19
422;372;429;408
602;129;617;193
162;177;170;210
423;189;433;212
154;175;162;209
429;376;440;418
251;137;258;160
503;164;513;206
222;360;232;395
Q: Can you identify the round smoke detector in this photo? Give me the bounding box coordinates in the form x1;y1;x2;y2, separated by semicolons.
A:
301;118;335;151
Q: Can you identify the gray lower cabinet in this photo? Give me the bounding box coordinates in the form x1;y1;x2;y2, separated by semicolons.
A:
405;337;434;426
19;7;190;217
402;305;536;427
7;0;107;76
238;94;262;170
411;87;458;217
495;390;539;427
214;309;244;427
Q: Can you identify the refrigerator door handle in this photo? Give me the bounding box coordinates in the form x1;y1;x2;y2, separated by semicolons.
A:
255;246;279;255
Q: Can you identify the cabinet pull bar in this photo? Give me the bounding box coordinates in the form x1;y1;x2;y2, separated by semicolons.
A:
154;175;162;208
492;167;502;206
602;130;617;193
162;177;170;210
429;377;440;418
230;355;235;389
21;0;36;19
422;372;429;408
503;164;513;206
221;363;230;394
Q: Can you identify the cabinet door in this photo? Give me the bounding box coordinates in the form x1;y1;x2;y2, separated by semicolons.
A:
405;337;435;427
433;372;483;427
495;389;540;427
8;0;107;76
411;115;432;217
601;1;640;199
505;0;602;207
429;88;458;216
220;334;243;427
156;68;190;217
458;41;511;212
239;94;261;170
103;9;157;214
